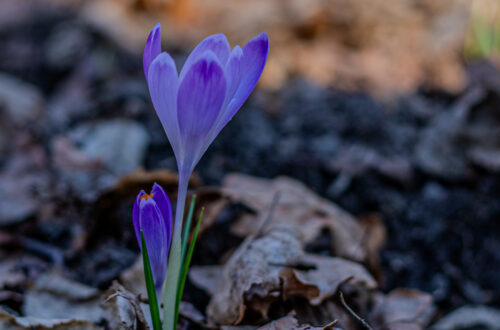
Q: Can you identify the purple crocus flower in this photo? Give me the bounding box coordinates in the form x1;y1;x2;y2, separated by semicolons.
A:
144;23;269;174
133;183;173;292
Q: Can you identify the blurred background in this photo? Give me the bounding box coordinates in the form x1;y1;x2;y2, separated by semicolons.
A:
1;0;500;328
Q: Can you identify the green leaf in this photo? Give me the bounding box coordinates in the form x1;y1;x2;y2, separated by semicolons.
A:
174;207;204;327
141;230;162;330
181;195;197;263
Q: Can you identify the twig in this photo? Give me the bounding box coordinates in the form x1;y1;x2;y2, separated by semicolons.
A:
339;291;374;330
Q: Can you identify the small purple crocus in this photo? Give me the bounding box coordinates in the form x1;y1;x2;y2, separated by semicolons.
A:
144;23;269;174
133;183;173;292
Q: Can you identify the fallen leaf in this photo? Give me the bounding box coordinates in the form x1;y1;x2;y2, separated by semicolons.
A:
0;309;100;330
22;270;102;324
280;254;377;305
104;168;202;201
224;174;373;262
0;136;49;226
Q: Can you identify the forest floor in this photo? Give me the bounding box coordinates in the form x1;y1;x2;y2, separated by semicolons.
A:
0;1;499;329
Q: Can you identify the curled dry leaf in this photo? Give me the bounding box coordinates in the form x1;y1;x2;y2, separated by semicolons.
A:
370;289;435;330
206;225;303;325
223;174;374;262
198;225;376;325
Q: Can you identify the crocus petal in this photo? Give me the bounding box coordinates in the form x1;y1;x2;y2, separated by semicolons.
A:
148;52;180;158
224;45;243;105
143;23;162;81
179;34;231;81
133;190;147;245
219;32;269;130
151;182;173;247
139;198;168;291
177;52;226;170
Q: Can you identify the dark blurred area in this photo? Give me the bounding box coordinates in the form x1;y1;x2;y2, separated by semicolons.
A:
1;0;500;328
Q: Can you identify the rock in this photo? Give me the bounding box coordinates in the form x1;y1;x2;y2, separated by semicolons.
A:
0;73;45;126
370;289;435;329
72;119;150;177
432;305;500;330
44;23;90;70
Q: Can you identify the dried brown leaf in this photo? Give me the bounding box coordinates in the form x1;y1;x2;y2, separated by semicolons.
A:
206;225;303;325
224;174;371;262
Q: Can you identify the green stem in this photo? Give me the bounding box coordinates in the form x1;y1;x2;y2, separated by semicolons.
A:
141;231;161;330
162;171;189;330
